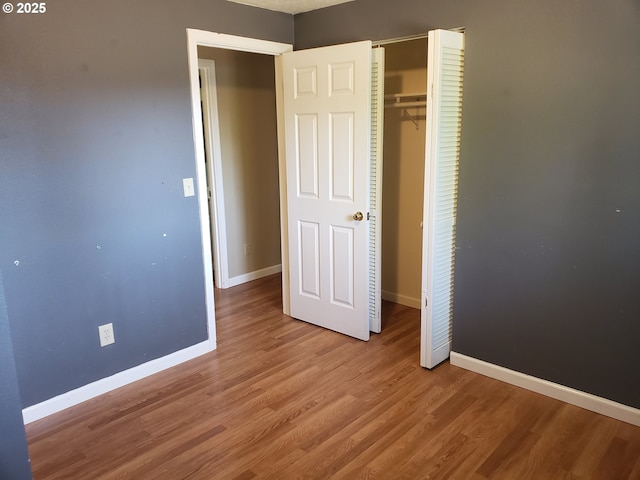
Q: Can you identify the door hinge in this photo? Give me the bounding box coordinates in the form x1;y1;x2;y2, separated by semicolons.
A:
425;297;428;308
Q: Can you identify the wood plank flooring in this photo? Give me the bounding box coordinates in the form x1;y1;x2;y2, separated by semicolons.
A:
26;274;640;479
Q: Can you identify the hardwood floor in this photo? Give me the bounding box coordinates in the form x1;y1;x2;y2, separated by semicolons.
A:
26;274;640;479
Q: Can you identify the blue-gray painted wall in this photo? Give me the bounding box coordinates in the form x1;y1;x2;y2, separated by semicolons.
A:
295;0;640;408
0;0;293;408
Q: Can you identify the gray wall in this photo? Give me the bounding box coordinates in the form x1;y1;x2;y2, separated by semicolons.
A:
0;0;292;407
0;273;32;479
295;0;640;408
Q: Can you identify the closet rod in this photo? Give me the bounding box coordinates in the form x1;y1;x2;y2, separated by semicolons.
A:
372;27;465;47
385;101;425;109
384;92;427;109
384;92;427;101
384;93;427;103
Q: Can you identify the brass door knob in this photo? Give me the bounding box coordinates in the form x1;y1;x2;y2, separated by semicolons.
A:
353;211;364;221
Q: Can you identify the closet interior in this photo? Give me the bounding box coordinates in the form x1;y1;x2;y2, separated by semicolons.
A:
380;38;429;312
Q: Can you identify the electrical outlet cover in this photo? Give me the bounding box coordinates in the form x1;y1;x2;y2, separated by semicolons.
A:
99;323;115;347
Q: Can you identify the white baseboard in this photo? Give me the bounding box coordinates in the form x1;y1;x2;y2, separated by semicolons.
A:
450;352;640;427
226;264;282;288
382;290;421;309
22;340;215;425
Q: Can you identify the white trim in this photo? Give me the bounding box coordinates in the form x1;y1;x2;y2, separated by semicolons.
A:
22;341;214;424
198;59;230;289
188;29;293;55
274;55;291;316
186;29;293;346
187;30;217;352
226;264;282;288
381;290;421;309
450;352;640;427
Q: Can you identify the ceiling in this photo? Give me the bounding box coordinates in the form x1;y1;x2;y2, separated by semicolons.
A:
226;0;355;15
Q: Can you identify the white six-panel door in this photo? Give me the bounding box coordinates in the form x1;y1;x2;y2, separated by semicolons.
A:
421;30;465;368
282;41;372;341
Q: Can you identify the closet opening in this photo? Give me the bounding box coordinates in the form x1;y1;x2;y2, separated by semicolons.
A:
379;37;428;329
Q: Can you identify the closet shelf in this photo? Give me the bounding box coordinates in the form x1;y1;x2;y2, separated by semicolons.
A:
384;92;427;108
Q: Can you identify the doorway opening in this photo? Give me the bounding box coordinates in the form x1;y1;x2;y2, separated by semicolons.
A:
198;48;282;290
186;29;292;349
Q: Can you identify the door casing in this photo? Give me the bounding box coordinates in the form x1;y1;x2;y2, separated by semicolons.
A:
186;29;293;350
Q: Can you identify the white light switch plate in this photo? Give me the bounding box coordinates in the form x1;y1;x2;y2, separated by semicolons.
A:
183;178;195;197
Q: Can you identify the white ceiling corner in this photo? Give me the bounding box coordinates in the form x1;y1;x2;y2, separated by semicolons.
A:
226;0;355;15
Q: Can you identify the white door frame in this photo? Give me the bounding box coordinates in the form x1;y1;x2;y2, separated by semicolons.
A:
186;29;293;349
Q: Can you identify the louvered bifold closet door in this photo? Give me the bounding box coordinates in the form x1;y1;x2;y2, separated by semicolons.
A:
369;47;385;333
421;30;465;369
